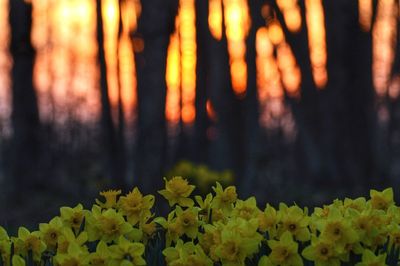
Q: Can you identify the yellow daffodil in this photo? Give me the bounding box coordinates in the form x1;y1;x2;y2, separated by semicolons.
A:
302;236;341;266
163;239;213;266
60;204;85;233
211;182;237;213
215;229;258;265
12;227;46;262
11;255;25;266
0;227;8;241
344;197;367;212
118;187;154;225
313;205;331;219
278;204;310;242
108;236;146;266
386;205;400;224
355;249;387;266
175;206;200;239
232;197;261;220
267;231;303;266
258;204;278;238
369;188;394;211
0;227;11;266
316;207;358;250
198;224;221;261
96;189;122;209
347;208;371;233
163;241;180;264
86;241;111;265
258;255;273;266
155;210;184;246
86;206;132;242
159;177;195;207
346;207;384;248
387;223;400;251
39;216;63;250
213;217;262;265
221;217;262;243
195;193;213;222
57;227;88;254
138;214;157;243
210;208;226;223
54;242;89;266
124;228;143;245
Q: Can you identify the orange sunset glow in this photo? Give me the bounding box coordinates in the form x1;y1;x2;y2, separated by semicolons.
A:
29;0;140;124
208;0;250;96
208;0;223;40
277;42;301;97
277;0;302;33
0;0;11;131
0;0;398;129
224;0;251;96
165;0;197;126
305;0;327;89
256;27;280;100
166;31;181;125
372;0;398;96
179;0;197;124
256;27;284;125
359;0;373;32
32;0;99;123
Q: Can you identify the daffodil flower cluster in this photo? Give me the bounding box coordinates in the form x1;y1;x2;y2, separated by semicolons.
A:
0;187;153;266
166;160;234;193
158;182;400;266
1;178;400;266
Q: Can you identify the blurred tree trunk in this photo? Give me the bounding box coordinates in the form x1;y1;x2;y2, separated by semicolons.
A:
240;0;263;196
274;1;323;183
393;18;400;77
134;0;178;193
203;2;242;174
9;0;40;200
274;0;377;190
115;0;127;188
322;0;376;189
388;2;400;190
96;0;121;188
194;0;210;164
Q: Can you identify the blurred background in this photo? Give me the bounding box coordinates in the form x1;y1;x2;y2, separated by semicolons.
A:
0;0;399;227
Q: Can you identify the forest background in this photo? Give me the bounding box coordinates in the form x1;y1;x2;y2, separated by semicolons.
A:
0;0;399;228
